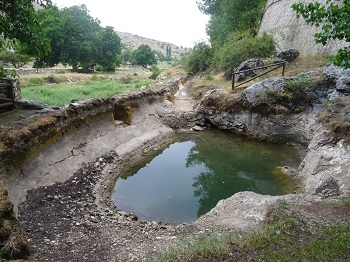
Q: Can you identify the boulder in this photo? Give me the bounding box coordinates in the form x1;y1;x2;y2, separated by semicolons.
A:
276;49;299;63
242;77;285;105
234;58;264;82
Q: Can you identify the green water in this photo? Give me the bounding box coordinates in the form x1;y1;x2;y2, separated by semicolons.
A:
112;129;302;225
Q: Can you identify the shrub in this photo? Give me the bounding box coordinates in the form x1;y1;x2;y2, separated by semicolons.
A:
149;65;162;80
215;32;276;70
44;74;67;84
184;42;213;74
27;77;45;86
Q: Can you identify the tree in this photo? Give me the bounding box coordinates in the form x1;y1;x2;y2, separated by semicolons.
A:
185;42;213;74
121;44;132;65
131;44;157;68
292;0;350;68
0;0;51;77
0;50;32;68
36;5;121;70
34;5;64;68
59;5;101;69
166;44;172;61
198;0;267;44
154;50;166;62
95;26;122;71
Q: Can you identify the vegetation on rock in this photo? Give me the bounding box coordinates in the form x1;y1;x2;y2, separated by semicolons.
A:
148;201;350;261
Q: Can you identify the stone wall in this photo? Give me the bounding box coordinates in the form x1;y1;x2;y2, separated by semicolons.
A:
13;68;77;75
0;78;21;112
258;0;347;55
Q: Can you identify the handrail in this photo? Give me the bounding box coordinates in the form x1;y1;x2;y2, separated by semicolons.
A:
232;61;286;90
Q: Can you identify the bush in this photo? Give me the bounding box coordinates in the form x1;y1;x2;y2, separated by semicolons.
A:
44;74;67;84
214;32;276;70
27;77;45;86
184;42;213;74
149;65;162;80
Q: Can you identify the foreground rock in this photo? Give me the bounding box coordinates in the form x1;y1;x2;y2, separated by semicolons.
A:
199;65;350;197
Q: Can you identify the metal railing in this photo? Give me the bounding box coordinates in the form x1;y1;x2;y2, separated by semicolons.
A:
232;61;286;90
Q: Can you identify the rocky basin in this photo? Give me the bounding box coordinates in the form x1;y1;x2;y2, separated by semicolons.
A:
0;65;349;261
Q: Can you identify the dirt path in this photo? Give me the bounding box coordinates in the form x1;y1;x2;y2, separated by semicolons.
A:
173;81;195;111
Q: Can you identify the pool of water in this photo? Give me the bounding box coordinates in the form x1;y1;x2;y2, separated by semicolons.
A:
112;129;302;225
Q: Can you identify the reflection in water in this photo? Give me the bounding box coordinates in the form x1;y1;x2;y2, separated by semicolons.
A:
112;129;302;225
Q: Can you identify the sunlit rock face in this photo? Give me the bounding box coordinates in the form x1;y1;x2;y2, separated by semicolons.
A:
258;0;347;55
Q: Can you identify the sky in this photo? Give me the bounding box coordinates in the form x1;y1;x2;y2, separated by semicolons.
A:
52;0;210;48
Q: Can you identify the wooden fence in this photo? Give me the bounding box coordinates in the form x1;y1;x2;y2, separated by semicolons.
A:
232;61;286;89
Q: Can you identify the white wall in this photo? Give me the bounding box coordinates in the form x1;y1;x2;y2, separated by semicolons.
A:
258;0;347;55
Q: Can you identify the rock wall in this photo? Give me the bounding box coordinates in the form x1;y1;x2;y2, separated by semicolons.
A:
0;78;20;112
258;0;347;55
198;65;350;197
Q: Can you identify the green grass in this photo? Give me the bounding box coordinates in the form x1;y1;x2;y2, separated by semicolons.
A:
21;79;153;106
148;203;350;261
146;234;235;262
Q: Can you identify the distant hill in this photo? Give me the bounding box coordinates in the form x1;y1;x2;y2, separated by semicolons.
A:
116;31;190;60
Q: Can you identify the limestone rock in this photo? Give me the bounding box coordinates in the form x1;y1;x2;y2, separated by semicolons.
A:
234;58;264;82
242;77;285;105
276;49;299;62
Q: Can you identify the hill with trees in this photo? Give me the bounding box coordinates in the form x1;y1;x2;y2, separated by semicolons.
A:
116;31;189;61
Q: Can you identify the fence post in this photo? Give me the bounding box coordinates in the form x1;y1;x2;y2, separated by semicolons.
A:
232;73;235;90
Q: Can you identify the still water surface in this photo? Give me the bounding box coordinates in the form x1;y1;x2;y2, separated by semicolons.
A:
112;130;301;225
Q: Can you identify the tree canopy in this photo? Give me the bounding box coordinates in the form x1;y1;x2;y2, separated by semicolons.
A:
0;0;51;77
198;0;267;44
131;44;157;68
36;5;121;70
292;0;350;68
182;0;275;74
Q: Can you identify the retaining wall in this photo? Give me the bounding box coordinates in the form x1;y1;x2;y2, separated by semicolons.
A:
258;0;347;55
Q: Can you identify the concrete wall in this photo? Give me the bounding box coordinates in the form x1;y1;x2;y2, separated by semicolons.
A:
258;0;347;55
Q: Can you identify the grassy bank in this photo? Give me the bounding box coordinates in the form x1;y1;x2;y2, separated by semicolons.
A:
21;77;153;106
148;199;350;261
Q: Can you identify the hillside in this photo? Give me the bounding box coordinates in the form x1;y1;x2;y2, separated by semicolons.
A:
116;31;189;60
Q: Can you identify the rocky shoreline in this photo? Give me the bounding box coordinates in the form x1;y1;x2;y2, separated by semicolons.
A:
0;65;350;260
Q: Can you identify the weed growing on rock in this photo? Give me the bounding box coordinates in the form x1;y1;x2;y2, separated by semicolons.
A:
319;97;350;143
148;201;350;261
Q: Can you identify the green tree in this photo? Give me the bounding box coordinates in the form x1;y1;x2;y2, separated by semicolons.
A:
292;0;350;68
131;44;157;68
198;0;267;44
0;50;32;68
0;0;51;77
185;42;213;74
59;5;101;69
36;5;121;70
166;44;172;61
95;26;121;71
121;45;132;65
154;50;166;61
34;5;64;67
